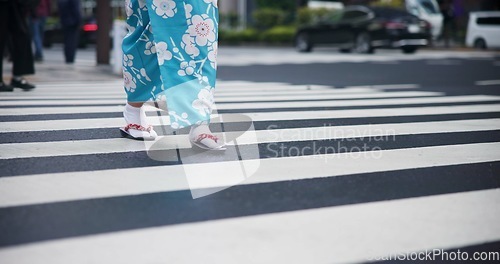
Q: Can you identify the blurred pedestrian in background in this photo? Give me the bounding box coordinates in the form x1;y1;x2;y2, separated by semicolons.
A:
439;0;456;48
0;0;37;92
57;0;81;64
30;0;51;62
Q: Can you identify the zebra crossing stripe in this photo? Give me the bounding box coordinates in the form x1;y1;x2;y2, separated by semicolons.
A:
0;142;498;207
0;91;443;106
32;82;327;91
1;119;500;159
0;87;370;98
0;189;498;264
0;95;499;116
344;84;420;90
1;104;500;133
476;80;500;86
214;95;500;110
0;88;379;100
1;77;499;261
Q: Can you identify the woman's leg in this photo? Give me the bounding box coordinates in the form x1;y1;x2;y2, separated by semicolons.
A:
122;0;162;140
144;0;219;129
146;0;223;149
122;0;222;147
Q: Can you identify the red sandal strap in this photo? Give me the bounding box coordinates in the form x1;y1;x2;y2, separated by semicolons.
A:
124;123;152;132
196;133;219;143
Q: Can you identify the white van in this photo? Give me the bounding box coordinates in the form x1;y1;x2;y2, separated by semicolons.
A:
405;0;443;39
466;12;500;50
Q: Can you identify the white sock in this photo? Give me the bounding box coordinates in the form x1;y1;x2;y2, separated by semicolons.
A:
124;104;148;127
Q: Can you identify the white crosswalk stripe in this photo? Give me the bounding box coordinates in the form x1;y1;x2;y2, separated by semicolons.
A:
0;189;498;264
2;104;500;133
2;119;500;159
0;80;499;263
0;142;499;207
0;91;442;106
1;94;498;115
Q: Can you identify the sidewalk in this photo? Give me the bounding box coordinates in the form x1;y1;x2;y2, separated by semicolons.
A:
2;45;120;84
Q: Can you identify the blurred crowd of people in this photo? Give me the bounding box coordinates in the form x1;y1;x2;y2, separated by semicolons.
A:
1;0;81;92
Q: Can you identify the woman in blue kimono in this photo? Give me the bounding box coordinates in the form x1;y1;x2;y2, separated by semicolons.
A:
121;0;224;150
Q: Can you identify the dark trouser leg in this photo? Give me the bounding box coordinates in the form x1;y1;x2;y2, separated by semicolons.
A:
0;1;11;81
30;18;44;58
63;26;79;63
9;2;35;76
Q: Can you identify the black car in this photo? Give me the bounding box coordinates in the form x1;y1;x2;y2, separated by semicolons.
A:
295;6;432;54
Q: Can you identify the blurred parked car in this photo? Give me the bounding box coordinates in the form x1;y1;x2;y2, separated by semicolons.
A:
295;6;432;54
466;11;500;50
43;16;98;49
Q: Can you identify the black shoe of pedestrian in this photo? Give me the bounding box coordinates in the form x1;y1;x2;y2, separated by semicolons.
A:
0;82;14;92
11;77;36;91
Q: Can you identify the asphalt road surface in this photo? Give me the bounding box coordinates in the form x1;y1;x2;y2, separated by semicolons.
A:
0;47;499;263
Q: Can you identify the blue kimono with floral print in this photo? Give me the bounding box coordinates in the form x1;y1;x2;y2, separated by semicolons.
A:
123;0;218;129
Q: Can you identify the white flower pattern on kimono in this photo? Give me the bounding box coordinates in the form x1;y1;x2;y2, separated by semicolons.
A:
155;41;173;65
140;68;152;81
192;88;214;117
181;34;200;57
138;0;146;9
144;41;156;55
208;42;217;69
125;0;133;17
123;0;219;128
123;54;134;67
184;3;193;19
203;0;217;7
152;0;177;18
197;75;209;85
169;111;191;129
188;15;216;46
123;71;137;92
178;60;196;76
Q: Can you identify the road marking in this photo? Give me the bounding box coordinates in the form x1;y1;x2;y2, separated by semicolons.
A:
426;60;462;65
371;61;400;64
32;82;332;94
1;118;500;160
1;104;500;133
0;91;442;106
0;87;372;98
345;84;420;90
475;80;500;86
0;189;498;264
0;95;498;116
216;50;499;66
157;95;500;110
0;88;379;100
0;142;499;207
